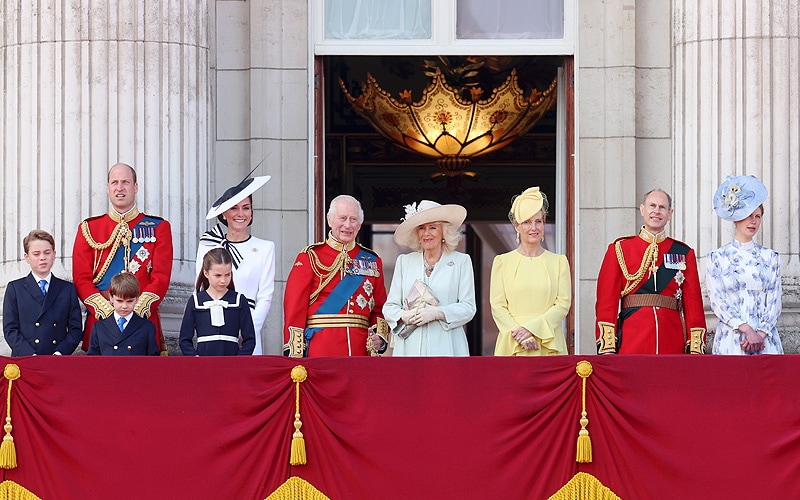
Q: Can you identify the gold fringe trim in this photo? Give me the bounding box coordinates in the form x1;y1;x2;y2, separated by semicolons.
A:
575;361;593;463
290;366;308;466
0;480;42;500
0;365;21;470
548;472;621;500
265;476;329;500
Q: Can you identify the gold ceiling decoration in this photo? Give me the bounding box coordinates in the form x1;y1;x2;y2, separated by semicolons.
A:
339;68;557;178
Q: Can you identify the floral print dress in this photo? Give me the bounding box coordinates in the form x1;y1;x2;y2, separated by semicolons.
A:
706;239;783;355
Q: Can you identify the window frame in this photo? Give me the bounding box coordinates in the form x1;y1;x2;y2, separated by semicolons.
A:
313;0;576;56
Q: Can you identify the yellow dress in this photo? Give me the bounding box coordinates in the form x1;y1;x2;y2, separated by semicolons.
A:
491;249;571;356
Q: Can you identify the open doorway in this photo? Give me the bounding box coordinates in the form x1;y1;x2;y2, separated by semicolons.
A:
317;55;573;354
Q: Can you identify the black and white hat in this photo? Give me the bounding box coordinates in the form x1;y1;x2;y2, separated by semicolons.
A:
205;176;271;220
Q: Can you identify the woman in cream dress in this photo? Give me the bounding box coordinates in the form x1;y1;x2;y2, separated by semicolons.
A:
383;200;476;356
491;187;571;356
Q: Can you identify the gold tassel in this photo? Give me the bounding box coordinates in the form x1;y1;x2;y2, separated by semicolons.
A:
290;365;308;466
0;364;21;469
575;361;593;463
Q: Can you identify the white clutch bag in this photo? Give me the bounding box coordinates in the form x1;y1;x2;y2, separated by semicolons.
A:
394;280;439;339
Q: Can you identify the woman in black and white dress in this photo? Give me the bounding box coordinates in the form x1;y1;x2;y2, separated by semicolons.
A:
196;175;275;355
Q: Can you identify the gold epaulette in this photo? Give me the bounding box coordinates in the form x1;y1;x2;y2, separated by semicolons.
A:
299;241;325;255
612;235;635;245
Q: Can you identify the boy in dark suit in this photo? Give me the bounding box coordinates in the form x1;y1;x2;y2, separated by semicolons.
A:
3;230;83;356
87;273;159;356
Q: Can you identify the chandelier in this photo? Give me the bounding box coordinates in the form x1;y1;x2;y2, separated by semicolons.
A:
339;68;557;178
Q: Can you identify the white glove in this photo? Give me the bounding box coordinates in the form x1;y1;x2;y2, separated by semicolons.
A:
400;308;417;324
411;305;445;326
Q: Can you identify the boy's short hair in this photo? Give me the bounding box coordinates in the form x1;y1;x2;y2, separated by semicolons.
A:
23;230;55;254
108;273;140;299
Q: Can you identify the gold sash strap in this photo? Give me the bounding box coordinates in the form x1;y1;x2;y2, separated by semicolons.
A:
621;294;678;310
306;314;369;330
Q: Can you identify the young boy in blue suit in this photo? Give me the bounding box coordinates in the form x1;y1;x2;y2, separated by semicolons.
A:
3;230;83;356
87;273;159;356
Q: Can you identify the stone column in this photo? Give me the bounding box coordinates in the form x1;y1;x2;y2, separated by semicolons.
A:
0;0;210;352
213;0;310;354
674;0;800;349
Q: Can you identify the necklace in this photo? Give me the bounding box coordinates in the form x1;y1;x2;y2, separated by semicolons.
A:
517;246;544;258
423;250;442;276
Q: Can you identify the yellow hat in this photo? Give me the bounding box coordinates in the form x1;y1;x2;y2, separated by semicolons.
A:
509;187;549;224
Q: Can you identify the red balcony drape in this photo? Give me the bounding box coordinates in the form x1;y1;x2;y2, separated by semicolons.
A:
0;355;797;499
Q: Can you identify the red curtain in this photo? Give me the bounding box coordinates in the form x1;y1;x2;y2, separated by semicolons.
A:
1;355;798;499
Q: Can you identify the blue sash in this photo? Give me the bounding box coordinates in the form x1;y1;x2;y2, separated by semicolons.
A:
304;247;375;344
96;216;162;290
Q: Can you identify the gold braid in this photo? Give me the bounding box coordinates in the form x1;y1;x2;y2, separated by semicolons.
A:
306;248;349;305
615;239;659;297
80;220;132;284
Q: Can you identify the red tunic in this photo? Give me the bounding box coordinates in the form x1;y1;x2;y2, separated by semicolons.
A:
595;229;706;354
72;208;173;351
283;237;387;357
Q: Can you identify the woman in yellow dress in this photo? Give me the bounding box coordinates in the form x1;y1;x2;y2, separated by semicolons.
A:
491;187;571;356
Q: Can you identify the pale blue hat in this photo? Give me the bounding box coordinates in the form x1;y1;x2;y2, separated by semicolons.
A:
713;175;767;222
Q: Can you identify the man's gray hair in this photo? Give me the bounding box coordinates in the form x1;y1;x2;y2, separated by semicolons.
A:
642;189;672;209
327;195;364;224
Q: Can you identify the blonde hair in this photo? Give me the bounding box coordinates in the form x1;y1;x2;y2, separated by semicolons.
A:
407;222;462;253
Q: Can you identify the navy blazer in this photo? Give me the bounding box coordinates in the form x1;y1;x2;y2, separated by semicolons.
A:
3;273;83;356
87;313;159;356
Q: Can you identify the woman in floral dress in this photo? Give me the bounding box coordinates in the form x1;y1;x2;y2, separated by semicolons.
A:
706;175;783;355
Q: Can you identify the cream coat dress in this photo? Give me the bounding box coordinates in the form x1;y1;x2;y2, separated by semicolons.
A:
384;250;475;356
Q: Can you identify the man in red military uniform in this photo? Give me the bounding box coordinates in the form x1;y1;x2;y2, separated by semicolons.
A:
595;189;706;354
283;195;388;357
73;163;173;354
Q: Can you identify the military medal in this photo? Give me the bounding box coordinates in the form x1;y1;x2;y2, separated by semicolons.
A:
663;253;686;270
346;258;380;277
136;247;150;262
664;254;687;285
132;228;139;243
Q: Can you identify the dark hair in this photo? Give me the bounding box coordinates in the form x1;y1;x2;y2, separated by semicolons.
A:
23;229;55;253
109;273;140;299
196;248;236;292
217;195;253;227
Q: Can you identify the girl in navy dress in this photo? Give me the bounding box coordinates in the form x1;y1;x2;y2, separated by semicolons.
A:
179;248;256;356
